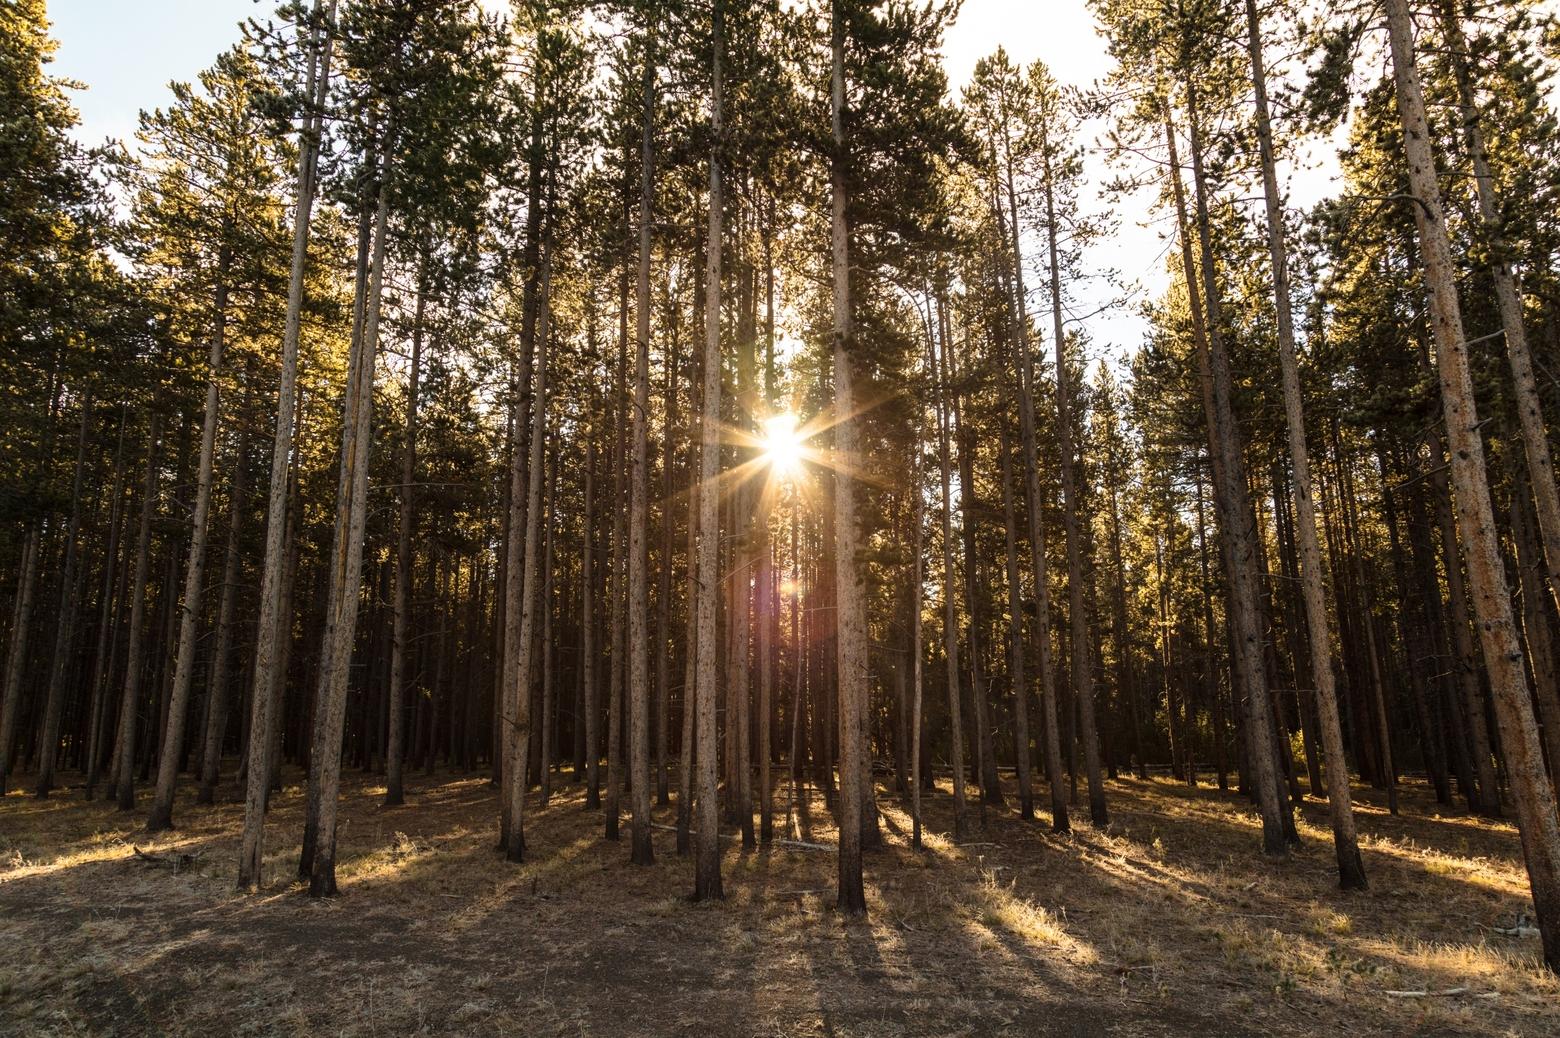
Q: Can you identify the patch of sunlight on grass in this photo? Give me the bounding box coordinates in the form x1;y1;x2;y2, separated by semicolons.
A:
1360;833;1527;895
1367;934;1559;995
338;830;438;883
965;870;1098;965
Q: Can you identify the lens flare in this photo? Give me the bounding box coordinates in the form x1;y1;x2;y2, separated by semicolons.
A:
761;412;804;477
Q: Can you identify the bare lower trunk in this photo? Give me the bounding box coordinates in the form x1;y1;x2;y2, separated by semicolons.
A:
830;3;866;916
302;135;390;898
148;265;231;830
502;241;553;864
1165;88;1288;854
692;0;725;902
1041;134;1105;826
385;279;426;808
931;286;968;843
114;417;164;812
1242;0;1363;886
998;423;1033;819
35;393;93;798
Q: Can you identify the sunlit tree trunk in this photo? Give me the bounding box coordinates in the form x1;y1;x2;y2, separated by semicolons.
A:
302;128;390;897
997;421;1033;818
238;0;334;891
502;238;553;864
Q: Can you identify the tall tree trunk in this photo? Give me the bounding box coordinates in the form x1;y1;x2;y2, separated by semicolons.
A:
693;0;725;902
931;286;969;842
1385;0;1560;971
583;403;600;808
830;1;866;916
997;150;1069;835
1242;0;1364;886
502;236;554;863
628;18;658;866
302;129;390;897
385;275;427;807
540;444;557;804
1164;88;1289;854
85;411;131;799
238;0;334;891
1041;131;1106;826
147;255;232;828
998;421;1034;818
35;391;93;797
0;530;41;796
113;417;164;811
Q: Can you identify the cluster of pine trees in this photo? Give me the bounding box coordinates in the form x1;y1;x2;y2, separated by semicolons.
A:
4;0;1560;975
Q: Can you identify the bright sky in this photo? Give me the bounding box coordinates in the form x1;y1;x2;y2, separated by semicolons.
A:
46;0;1330;369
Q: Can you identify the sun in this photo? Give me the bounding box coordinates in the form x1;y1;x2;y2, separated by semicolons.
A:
761;412;804;477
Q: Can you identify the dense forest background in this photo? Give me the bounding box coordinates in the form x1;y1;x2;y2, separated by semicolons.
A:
6;0;1560;1025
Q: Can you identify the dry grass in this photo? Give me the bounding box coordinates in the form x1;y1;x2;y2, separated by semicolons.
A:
1;765;1555;1036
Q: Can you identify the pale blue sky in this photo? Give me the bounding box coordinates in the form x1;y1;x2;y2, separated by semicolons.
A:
51;0;261;148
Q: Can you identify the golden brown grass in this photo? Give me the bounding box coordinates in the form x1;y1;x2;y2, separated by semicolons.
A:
1;765;1554;1036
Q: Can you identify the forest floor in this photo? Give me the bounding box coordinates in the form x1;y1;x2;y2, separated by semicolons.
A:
1;765;1556;1037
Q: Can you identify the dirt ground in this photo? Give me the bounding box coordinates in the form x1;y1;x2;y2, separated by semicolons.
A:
1;764;1556;1037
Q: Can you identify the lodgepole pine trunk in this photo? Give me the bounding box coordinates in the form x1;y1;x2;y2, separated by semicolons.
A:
583;395;600;808
997;422;1034;818
0;530;40;796
1164;88;1289;854
1386;0;1560;971
197;407;250;805
930;284;969;843
692;0;725;902
997;155;1068;835
35;391;93;798
386;275;427;808
1242;0;1364;886
830;0;866;915
502;238;553;864
303;128;390;897
147;256;232;828
113;416;164;811
1436;0;1560;620
628;16;658;865
85;411;131;799
238;0;333;891
1040;131;1105;826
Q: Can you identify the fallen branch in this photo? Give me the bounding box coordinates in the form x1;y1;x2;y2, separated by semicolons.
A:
131;846;202;873
1383;987;1491;998
777;839;832;853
